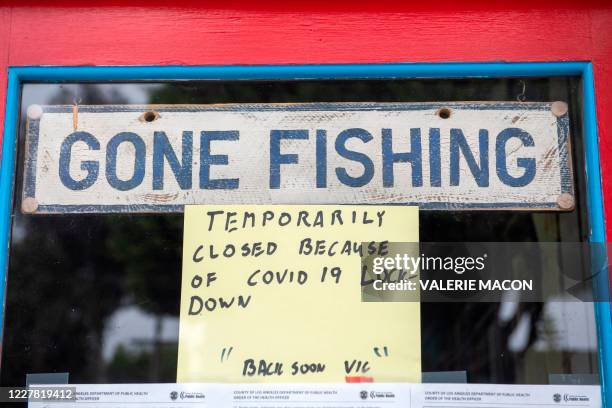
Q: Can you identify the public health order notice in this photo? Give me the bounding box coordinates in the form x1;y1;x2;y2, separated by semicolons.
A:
28;383;602;407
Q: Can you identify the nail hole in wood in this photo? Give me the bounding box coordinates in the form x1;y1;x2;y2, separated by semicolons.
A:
438;108;451;119
142;111;159;122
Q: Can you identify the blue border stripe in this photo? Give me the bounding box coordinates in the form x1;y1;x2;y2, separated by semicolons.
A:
13;62;587;81
23;118;39;197
34;202;561;214
583;63;611;407
0;62;609;406
0;70;19;342
556;114;573;195
40;102;554;113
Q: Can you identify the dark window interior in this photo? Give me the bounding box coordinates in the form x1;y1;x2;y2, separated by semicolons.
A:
1;77;598;390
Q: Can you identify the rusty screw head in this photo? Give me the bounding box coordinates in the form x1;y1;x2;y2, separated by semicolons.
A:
557;193;575;210
22;197;39;214
551;101;568;117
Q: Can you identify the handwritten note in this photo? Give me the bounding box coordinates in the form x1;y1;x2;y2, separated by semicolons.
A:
177;205;420;382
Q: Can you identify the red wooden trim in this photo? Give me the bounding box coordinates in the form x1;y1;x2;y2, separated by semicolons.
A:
0;3;611;234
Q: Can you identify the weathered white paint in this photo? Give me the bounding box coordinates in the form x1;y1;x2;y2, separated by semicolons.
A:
22;102;573;213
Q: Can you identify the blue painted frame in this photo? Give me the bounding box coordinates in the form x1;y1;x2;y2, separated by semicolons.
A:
1;62;610;404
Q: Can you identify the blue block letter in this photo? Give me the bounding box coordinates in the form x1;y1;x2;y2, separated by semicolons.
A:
429;128;441;187
496;128;536;187
382;128;423;187
269;130;309;188
200;131;239;189
153;131;193;190
106;132;146;191
316;129;327;188
335;128;374;187
59;131;100;190
450;129;489;187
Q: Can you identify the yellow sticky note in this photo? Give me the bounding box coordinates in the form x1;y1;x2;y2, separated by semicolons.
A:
177;205;420;383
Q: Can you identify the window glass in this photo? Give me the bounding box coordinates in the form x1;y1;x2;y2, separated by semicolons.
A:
1;77;598;389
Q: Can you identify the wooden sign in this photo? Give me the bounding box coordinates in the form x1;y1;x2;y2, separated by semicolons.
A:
22;102;573;213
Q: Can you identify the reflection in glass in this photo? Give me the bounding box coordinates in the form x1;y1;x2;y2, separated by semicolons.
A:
0;78;598;388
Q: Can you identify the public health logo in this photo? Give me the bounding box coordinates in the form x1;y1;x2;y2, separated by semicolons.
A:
170;391;178;401
553;393;561;403
360;390;368;400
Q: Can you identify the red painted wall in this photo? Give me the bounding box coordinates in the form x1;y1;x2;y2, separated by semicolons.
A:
0;1;611;232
